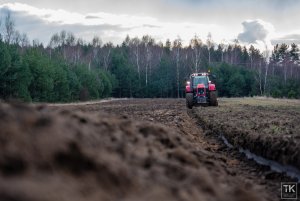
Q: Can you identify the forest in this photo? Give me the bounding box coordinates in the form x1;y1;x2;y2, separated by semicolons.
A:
0;13;300;102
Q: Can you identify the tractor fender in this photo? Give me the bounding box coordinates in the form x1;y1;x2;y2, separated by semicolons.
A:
186;85;192;93
209;83;216;91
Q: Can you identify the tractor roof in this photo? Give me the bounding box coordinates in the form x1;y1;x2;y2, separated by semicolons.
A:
190;73;209;77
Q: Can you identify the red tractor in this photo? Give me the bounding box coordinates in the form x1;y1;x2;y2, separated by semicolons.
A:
185;72;218;109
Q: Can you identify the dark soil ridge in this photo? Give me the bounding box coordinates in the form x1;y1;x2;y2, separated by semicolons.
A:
191;107;300;179
0;101;265;201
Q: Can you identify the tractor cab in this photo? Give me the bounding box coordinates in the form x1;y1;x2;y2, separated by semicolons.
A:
191;74;209;89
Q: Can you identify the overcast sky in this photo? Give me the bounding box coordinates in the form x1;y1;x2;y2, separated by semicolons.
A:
0;0;300;49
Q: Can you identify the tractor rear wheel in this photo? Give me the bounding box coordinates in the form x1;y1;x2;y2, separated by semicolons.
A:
209;91;218;106
186;93;193;109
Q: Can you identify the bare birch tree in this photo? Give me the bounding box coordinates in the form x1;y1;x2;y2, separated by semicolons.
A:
206;32;213;65
190;35;202;72
4;12;15;44
173;37;182;98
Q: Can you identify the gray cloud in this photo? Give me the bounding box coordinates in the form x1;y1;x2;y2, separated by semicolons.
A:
142;24;161;28
1;0;300;48
85;15;101;19
238;20;272;44
0;7;130;45
1;0;300;24
272;34;300;45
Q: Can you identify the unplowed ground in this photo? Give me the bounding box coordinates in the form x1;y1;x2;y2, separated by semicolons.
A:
0;98;298;201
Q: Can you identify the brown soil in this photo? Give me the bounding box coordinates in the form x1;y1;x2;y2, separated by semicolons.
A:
0;98;294;201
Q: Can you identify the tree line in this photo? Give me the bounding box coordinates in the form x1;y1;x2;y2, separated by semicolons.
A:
0;13;299;102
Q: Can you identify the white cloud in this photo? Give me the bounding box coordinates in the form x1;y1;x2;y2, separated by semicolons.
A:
238;19;274;43
238;19;274;50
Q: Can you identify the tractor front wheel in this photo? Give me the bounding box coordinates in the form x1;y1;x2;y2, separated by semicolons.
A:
186;93;194;109
209;91;218;106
